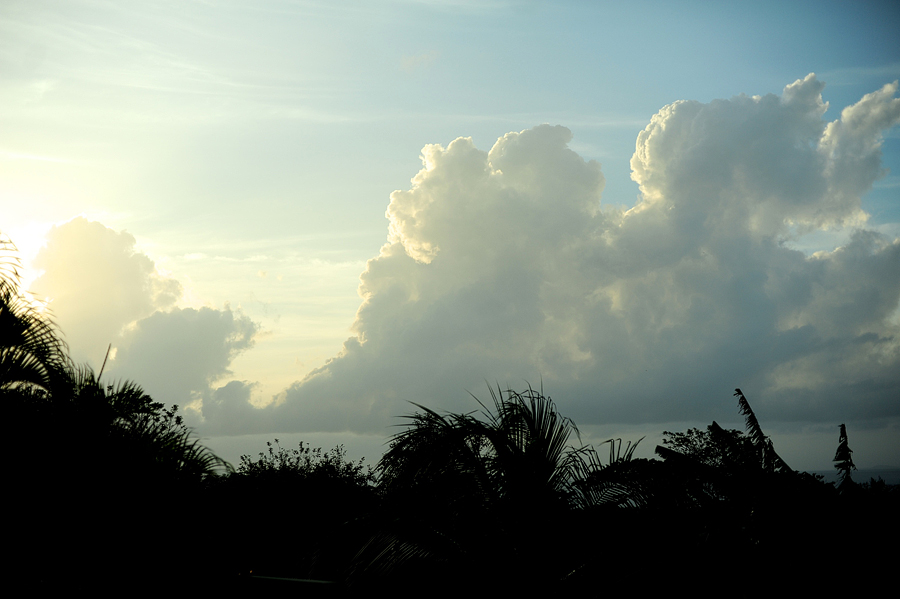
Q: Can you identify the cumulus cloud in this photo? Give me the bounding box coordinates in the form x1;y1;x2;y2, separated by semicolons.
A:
34;76;898;439
243;74;900;436
195;380;262;436
110;306;257;409
29;218;260;416
31;217;182;364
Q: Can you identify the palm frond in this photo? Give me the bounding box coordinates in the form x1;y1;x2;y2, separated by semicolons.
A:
733;388;791;473
734;388;765;446
379;385;588;515
833;423;856;488
0;233;70;393
568;437;649;509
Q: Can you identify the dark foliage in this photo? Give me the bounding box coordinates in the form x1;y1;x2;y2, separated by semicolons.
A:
660;424;754;469
4;231;896;593
2;235;231;591
354;386;656;593
8;366;233;590
239;439;375;485
206;440;378;586
650;391;900;594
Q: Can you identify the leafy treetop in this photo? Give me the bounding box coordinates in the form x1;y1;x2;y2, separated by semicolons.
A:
238;439;376;487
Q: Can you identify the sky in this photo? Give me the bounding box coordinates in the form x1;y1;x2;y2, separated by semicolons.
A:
2;0;899;472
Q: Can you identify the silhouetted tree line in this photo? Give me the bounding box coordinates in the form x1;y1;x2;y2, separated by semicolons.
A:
2;235;896;595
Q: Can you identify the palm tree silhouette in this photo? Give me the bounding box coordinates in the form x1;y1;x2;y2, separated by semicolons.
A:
378;386;581;510
0;234;69;395
358;386;645;591
734;388;791;473
833;423;856;491
2;233;228;478
2;233;230;588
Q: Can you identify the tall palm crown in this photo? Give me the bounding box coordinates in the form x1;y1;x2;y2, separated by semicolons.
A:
480;387;580;505
359;387;647;591
364;387;581;588
378;386;581;509
833;423;856;489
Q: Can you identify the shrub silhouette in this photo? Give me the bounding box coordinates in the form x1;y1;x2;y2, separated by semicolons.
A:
208;440;377;584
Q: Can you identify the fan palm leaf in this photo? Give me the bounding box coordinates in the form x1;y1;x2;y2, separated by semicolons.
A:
476;385;580;504
569;438;649;509
372;387;585;580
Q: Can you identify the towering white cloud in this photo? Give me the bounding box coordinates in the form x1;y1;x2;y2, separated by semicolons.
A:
32;76;899;438
240;75;900;436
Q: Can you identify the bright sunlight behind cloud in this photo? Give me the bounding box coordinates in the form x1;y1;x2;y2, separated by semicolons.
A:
30;218;259;415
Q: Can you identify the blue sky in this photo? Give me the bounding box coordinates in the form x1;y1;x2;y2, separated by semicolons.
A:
2;1;899;470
